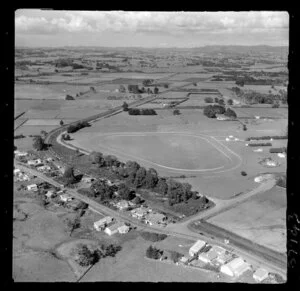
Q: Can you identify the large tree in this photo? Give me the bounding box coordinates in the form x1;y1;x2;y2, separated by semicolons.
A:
122;101;129;111
134;167;147;188
89;151;103;164
145;168;159;189
155;178;168;195
33;136;45;151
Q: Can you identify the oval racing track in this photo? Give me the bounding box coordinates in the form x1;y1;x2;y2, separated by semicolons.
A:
68;131;243;174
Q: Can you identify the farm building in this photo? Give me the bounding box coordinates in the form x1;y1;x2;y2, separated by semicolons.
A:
253;268;269;282
27;184;38;191
59;193;73;202
81;176;95;183
189;240;206;257
104;221;125;236
144;212;167;225
93;216;114;231
220;257;251;277
179;256;189;265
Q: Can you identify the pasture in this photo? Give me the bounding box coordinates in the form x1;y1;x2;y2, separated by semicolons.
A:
207;185;286;253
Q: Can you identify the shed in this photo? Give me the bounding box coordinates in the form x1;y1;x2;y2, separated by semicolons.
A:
94;216;114;231
60;193;73;202
27;184;38;191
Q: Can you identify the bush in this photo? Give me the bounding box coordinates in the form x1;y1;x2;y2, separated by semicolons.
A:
65;94;75;100
227;99;233;105
140;232;168;242
14;134;26;139
128;108;157;115
241;171;247;176
173;109;180;115
146;245;163;260
204;97;214;103
276;176;286;188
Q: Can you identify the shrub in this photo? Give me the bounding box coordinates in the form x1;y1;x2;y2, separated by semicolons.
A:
241;171;247;176
218;99;225;105
14;134;25;139
204;97;214;103
276;176;286;188
173;109;180;115
140;232;168;242
146;245;163;260
65;94;75;100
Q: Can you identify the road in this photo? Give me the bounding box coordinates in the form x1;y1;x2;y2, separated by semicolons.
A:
15;161;286;279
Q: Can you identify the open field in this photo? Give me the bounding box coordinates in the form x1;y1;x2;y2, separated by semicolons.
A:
207;185;286;253
234;107;288;119
93;132;229;171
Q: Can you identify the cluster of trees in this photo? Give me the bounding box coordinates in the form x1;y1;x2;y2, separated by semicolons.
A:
67;121;91;134
143;79;154;86
203;105;226;118
173;109;180;115
65;94;75;100
75;243;122;267
146;245;163;260
90;179;117;201
128;108;157;115
63;166;78;185
204;97;214;103
88;151;204;207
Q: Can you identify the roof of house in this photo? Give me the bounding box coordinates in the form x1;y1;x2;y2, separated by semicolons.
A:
106;221;124;232
28;184;37;187
223;257;250;274
190;240;206;252
94;216;113;226
145;212;166;223
211;245;226;255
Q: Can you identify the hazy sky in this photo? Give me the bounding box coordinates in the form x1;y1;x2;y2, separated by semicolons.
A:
15;10;289;47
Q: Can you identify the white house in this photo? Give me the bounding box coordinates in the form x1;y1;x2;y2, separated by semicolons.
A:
27;184;38;191
104;222;124;236
60;193;73;202
14;150;28;157
198;249;218;263
116;200;130;210
189;240;206;257
253;268;269;282
220;257;251;277
94;216;114;231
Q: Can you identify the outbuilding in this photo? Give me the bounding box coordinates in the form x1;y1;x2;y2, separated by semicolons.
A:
94;216;114;231
60;193;73;202
198;249;218;263
104;221;124;236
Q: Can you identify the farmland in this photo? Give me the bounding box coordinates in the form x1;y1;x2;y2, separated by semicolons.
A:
14;44;288;283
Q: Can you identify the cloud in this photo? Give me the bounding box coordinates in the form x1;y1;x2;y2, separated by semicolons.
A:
15;10;289;40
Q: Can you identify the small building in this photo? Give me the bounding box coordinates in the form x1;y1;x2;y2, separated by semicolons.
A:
198;249;218;263
179;256;189;265
215;252;233;265
94;216;114;231
104;221;124;236
60;193;73;202
46;157;54;162
189;240;206;257
253;268;269;282
82;176;95;183
220;257;251;277
131;207;149;219
27;184;38;191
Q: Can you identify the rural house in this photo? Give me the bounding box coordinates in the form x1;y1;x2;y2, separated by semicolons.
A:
27;159;43;166
253;268;269;282
37;165;51;172
14;168;21;175
198;248;218;264
189;240;206;257
116;200;131;210
118;224;130;234
144;212;167;225
220;257;251;277
45;190;55;198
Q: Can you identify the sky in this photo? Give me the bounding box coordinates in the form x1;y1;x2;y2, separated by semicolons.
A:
15;10;289;48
